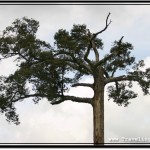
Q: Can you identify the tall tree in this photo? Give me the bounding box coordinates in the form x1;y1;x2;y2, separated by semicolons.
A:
0;14;150;145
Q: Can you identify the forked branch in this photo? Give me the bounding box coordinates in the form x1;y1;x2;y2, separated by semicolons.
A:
94;36;124;68
92;12;111;40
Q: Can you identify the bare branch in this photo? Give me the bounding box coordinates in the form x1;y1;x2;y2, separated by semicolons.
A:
84;30;99;67
83;13;111;64
105;75;127;84
84;44;93;67
105;75;139;85
91;40;99;62
51;95;92;105
72;83;94;89
118;36;124;44
92;12;111;40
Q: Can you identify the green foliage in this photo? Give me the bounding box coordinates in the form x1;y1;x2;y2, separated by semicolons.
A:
54;24;103;58
107;81;138;107
103;39;135;77
107;59;150;106
0;76;20;124
0;16;150;124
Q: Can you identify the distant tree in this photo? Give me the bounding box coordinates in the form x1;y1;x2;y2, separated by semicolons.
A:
0;13;150;145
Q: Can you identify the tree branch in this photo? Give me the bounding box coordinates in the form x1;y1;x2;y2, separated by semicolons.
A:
84;44;93;67
51;95;92;105
11;93;47;102
105;75;138;84
84;13;111;64
111;66;117;77
91;40;99;62
85;29;99;64
17;51;29;62
94;36;124;68
94;53;114;68
54;50;92;73
91;12;111;40
72;83;94;89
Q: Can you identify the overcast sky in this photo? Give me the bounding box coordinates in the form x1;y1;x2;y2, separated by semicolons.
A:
0;4;150;144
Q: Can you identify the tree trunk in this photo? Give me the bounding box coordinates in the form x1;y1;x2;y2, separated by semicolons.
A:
93;67;105;145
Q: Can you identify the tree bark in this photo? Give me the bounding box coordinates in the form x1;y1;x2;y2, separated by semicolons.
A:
93;67;105;145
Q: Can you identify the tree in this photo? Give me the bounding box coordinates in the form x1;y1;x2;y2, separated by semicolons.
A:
0;13;150;145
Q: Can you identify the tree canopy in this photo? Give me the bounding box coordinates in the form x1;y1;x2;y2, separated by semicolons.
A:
0;15;150;125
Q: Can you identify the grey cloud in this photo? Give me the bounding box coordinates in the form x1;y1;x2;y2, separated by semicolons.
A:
0;98;93;143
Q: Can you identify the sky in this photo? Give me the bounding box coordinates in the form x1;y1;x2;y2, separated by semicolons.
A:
0;4;150;144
